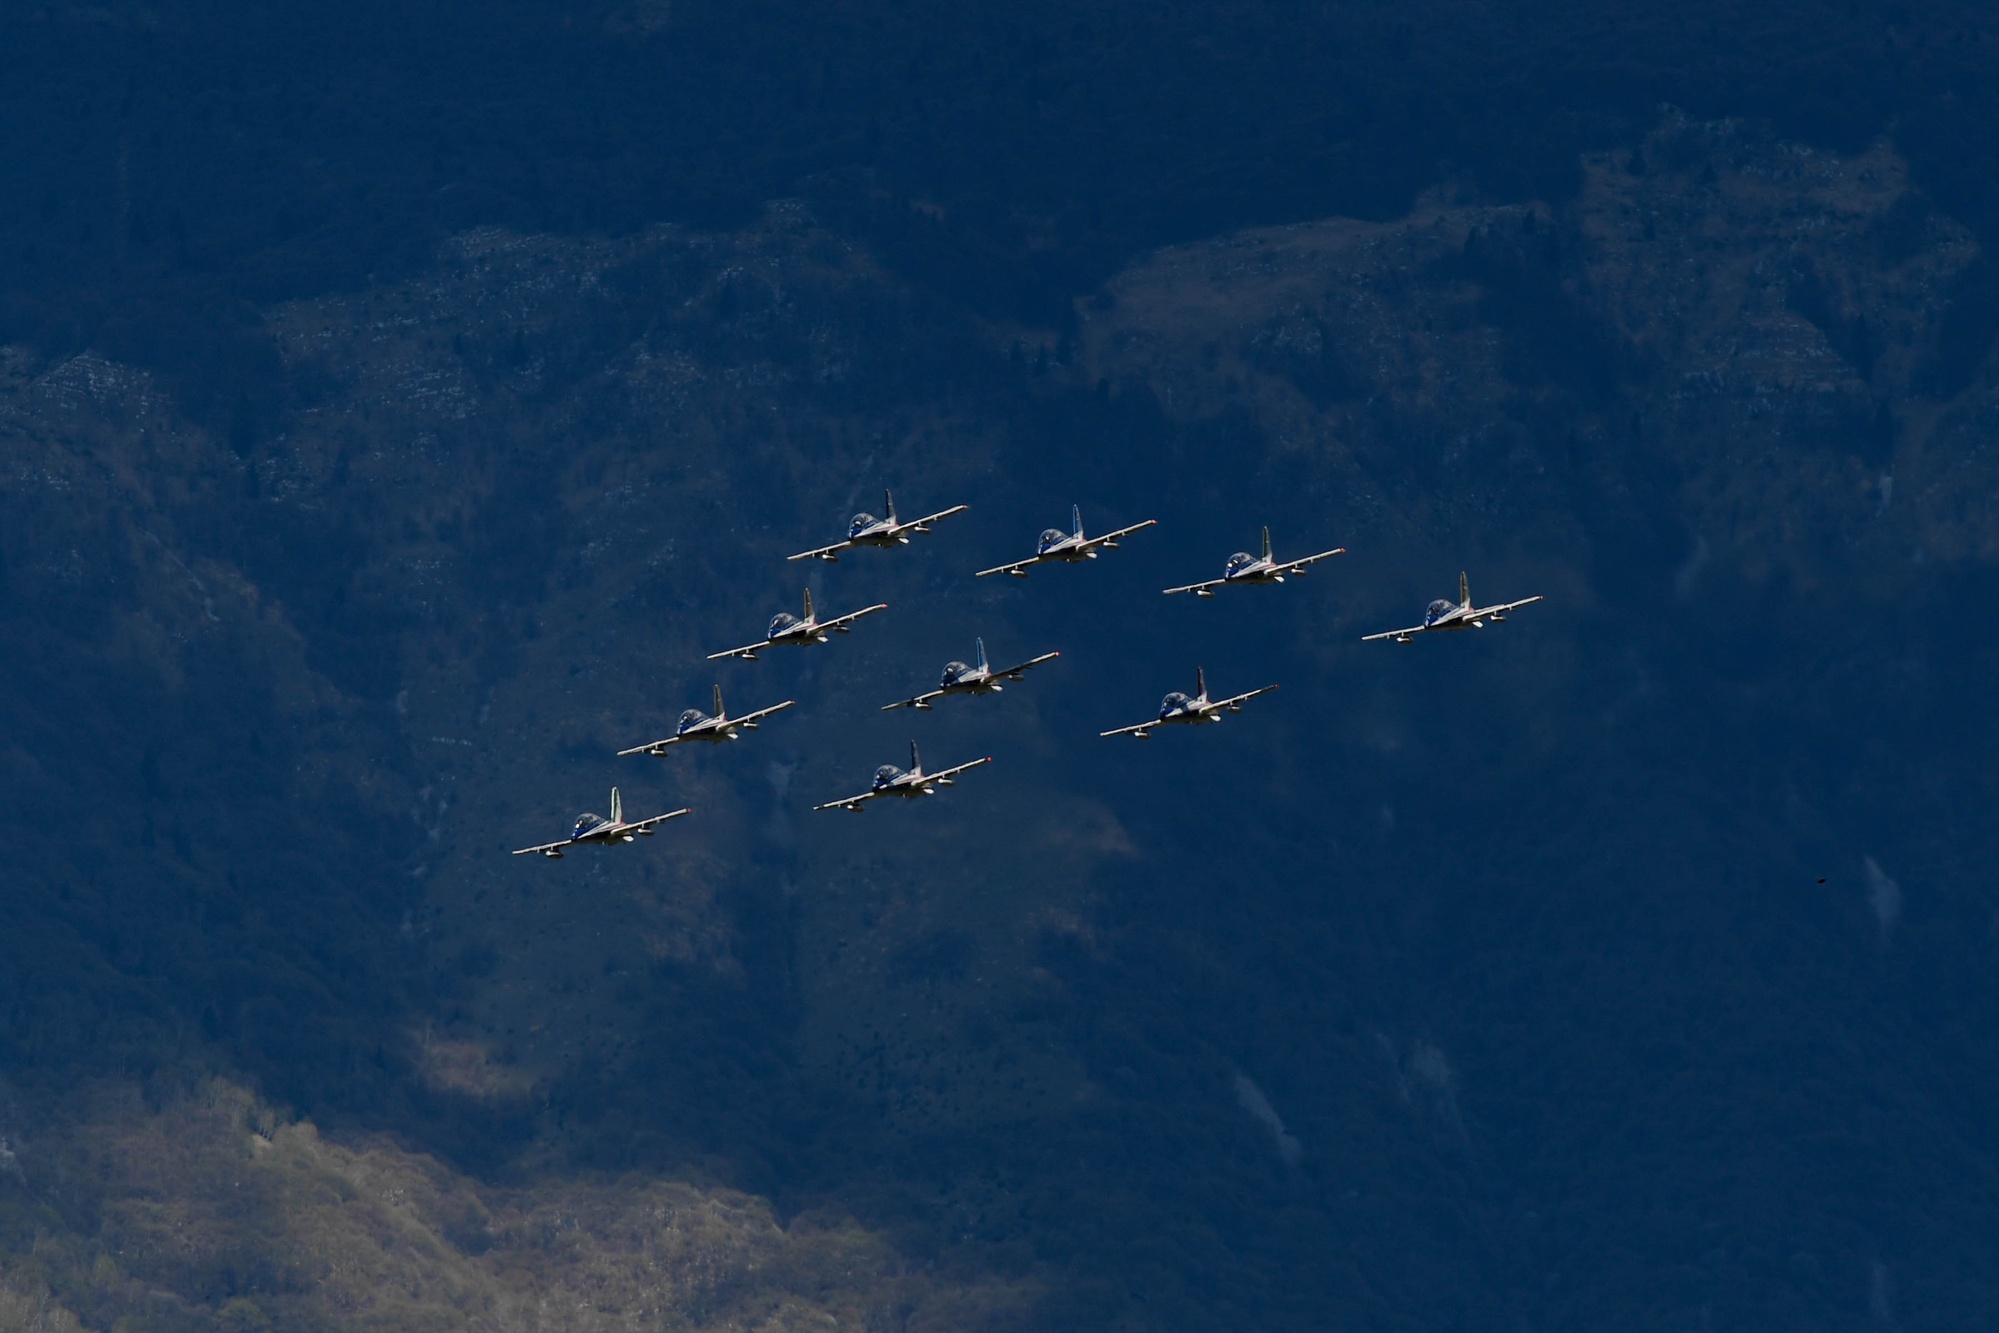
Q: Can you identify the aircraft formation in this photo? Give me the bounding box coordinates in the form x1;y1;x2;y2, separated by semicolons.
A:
514;489;1543;855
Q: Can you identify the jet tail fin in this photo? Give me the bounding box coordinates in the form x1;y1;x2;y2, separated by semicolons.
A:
1072;503;1084;538
1197;666;1209;702
611;786;624;824
713;683;725;720
975;637;989;672
1260;526;1273;561
885;488;897;525
803;587;815;622
1459;570;1470;608
909;738;922;774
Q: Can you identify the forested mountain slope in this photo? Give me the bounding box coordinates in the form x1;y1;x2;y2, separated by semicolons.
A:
3;113;1997;1328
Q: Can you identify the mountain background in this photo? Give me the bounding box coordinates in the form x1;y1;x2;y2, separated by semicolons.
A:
4;3;1999;1329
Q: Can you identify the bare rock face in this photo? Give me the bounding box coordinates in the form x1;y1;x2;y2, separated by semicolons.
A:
2;121;1997;1331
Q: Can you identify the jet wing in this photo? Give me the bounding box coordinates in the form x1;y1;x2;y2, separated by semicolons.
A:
1082;518;1159;550
975;554;1043;579
890;504;969;534
1278;546;1347;574
819;602;889;632
1470;595;1544;620
993;651;1060;680
707;637;774;661
512;836;578;857
617;807;692;835
1162;577;1228;597
1361;622;1430;643
812;789;880;813
924;756;993;785
733;699;797;727
616;735;682;757
1099;719;1156;739
1209;683;1279;712
882;689;947;712
787;538;855;563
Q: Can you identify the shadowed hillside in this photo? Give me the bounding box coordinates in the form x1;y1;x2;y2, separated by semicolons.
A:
3;114;1998;1328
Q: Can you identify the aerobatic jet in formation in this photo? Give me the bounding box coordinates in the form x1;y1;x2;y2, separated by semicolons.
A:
1100;668;1278;739
812;741;992;812
975;505;1158;578
512;788;689;857
1163;526;1345;596
881;638;1060;711
708;588;888;661
617;685;796;756
787;489;969;563
1360;572;1544;643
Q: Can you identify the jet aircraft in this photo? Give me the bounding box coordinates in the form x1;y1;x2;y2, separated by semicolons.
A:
708;588;888;661
617;685;796;756
788;489;969;563
812;741;992;812
1100;667;1278;739
881;637;1059;711
512;787;690;857
975;505;1158;578
1360;572;1543;643
1163;526;1345;596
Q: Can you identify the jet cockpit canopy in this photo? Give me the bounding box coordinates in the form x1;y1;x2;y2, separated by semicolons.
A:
768;611;800;636
1225;551;1258;574
1160;690;1194;716
1424;598;1456;625
1036;528;1068;553
848;512;880;537
941;660;973;684
872;764;904;788
573;813;604;837
677;708;706;730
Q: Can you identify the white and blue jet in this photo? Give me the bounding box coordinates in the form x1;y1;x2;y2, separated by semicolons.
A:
881;637;1060;711
975;505;1158;578
812;741;992;812
511;787;690;858
1360;571;1543;643
707;588;888;662
617;684;796;756
1100;667;1278;739
1163;526;1345;596
787;489;969;563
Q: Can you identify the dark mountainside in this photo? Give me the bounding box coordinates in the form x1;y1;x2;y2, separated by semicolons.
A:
3;4;1999;1330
